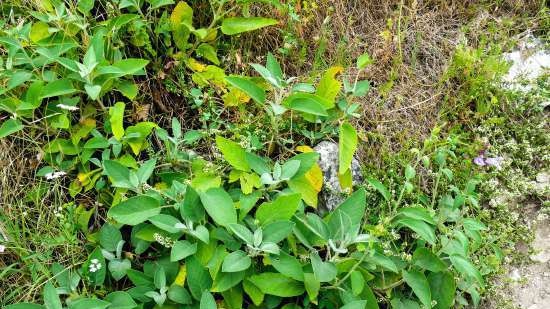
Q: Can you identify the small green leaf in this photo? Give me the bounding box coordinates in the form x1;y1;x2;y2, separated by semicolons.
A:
310;252;337;282
303;273;319;303
341;301;368;309
196;43;220;65
367;178;391;202
84;84;102;100
222;250;251;272
44;282;62;309
255;193;301;226
225;76;265;104
30;21;51;43
149;214;181;233
0;119;23;138
271;252;304;281
449;254;484;287
171;240;198;262
99;224;122;252
402;270;431;308
68;298;110;309
357;52;373;69
40;79;77;98
338;122;358;175
221;17;278;35
109;102;125;140
248;273;304;297
284;93;329;116
412;248;447;272
108;196;161;225
199;187;237;227
200;291;216;309
103;160;133;189
350;271;364;295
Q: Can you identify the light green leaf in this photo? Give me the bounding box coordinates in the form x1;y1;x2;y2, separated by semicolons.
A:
248;273;304;297
196;43;219;65
262;220;294;243
402;270;431;308
68;298;110;309
303;273;319;303
97;59;149;77
199;187;237;227
310;252;337;282
227;223;253;244
108;195;161;225
350;271;364;295
449;254;484;288
338;122;358;175
5;304;45;309
115;80;138;100
170;1;193;50
357;52;373;69
221;17;278;35
147;0;174;9
109;102;125;140
222;250;251;272
44;282;62;309
412;248;447;272
200;291;216;309
397;207;436;225
103;160;132;189
0;119;23;138
215;135;250;171
326;189;366;239
225;76;265;104
283;93;329;116
255;193;301;226
271;251;304;281
40;79;77;99
171;240;198;261
149;214;182;233
316;66;342;108
367;178;390;202
341;301;367;309
428;271;456;309
30;21;51;43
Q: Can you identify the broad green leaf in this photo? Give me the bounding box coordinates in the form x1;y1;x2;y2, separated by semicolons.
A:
196;43;219;65
255;193;301;225
353;80;370;97
170;1;193;50
221;17;278;35
99;224;122;252
171;240;198;261
222;250;251;272
326;188;366;238
83;136;109;149
225;76;265;104
449;254;484;287
103;160;132;189
402;270;431;308
390;298;421;309
310;252;337;282
5;304;45;309
199;187;237;227
250;63;280;88
412;248;447;272
186;256;212;300
108;196;161;225
44;282;62;309
288;176;318;207
262;220;294;243
396;218;436;245
109;102;125;140
167;285;192;304
200;291;216;309
181;185;205;222
227;223;253;244
115;80;138;100
248;273;304;297
303;273;319;303
149;214;181;233
397;207;436;225
283;93;329;116
68;298;110;309
341;301;368;309
215;135;250;171
97;59;149;77
316;66;342;108
30;22;51;42
84;84;102;100
243;280;264;306
40;79;77;99
338;122;358;175
77;0;95;14
104;291;136;309
125;122;157;155
357;53;373;69
148;0;174;9
271;251;304;281
428;271;456;309
108;259;131;281
267;52;283;82
0;119;23;138
350;271;364;295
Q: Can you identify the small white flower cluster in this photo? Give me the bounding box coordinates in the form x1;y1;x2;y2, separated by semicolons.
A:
45;171;67;180
56;104;79;111
53;206;64;218
153;233;174;248
89;259;102;273
0;244;5;253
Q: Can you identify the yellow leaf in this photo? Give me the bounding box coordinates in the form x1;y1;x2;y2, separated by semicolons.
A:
296;145;314;153
173;264;187;286
305;164;323;192
186;58;207;72
288;176;318;208
30;21;51;43
315;66;343;108
170;1;193;50
222;88;251;107
338;169;353;192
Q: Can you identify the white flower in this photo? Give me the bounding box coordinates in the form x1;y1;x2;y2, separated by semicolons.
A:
45;171;67;180
89;259;102;273
56;104;79;111
0;245;5;253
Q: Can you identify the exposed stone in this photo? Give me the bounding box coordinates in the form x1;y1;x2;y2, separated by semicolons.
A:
314;141;363;213
503;34;550;93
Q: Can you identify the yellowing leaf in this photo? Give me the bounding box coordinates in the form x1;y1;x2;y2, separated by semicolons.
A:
315;66;343;108
30;21;51;43
186;58;207;72
288;176;318;208
305;164;323;192
222;87;251;107
296;145;314;153
170;1;193;50
109;102;125;141
173;264;187;286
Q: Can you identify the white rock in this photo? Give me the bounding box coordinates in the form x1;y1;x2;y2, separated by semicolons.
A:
502;35;550;92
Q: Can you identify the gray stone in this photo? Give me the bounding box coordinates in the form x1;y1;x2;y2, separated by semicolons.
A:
314;141;363;213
